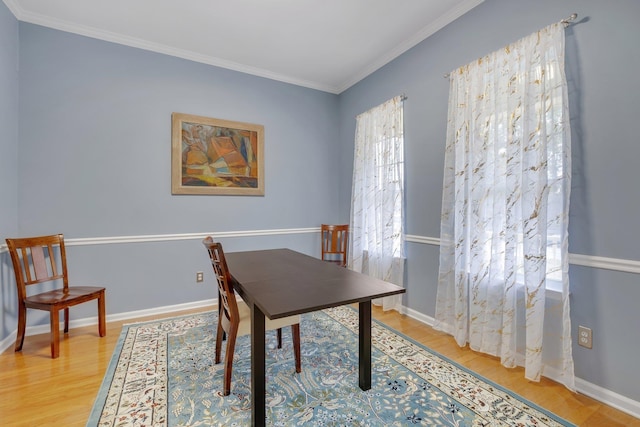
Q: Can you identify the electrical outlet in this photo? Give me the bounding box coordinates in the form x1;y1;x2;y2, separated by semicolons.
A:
196;271;204;283
578;325;592;349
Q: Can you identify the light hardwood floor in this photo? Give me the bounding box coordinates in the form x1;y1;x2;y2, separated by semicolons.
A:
0;306;638;426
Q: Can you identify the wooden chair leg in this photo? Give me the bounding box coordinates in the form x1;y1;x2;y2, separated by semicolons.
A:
217;294;226;342
15;304;27;352
64;307;70;333
215;321;224;365
277;328;282;349
292;324;301;373
50;309;60;359
98;292;106;337
223;329;238;396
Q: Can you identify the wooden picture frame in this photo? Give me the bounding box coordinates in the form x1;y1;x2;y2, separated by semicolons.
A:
171;112;265;195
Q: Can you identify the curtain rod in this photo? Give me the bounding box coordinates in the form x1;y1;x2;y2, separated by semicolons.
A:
443;13;579;79
561;13;578;27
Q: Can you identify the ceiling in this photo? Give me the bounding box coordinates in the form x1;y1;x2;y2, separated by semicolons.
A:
4;0;483;94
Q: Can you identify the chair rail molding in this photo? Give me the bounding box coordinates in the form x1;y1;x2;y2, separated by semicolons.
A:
0;229;639;417
0;227;318;250
0;230;638;275
405;234;640;275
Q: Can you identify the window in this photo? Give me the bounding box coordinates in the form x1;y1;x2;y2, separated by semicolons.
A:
350;96;405;311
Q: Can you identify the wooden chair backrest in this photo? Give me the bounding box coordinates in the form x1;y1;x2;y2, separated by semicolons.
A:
321;224;349;267
202;237;239;332
5;234;69;301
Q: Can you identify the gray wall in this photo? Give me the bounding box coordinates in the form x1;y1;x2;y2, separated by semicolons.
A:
18;25;340;236
0;2;19;340
338;0;640;405
2;22;340;332
0;3;17;236
1;0;639;412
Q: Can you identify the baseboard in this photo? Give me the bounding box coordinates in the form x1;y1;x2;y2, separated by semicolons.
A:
400;304;436;326
398;304;640;420
574;376;640;420
0;299;217;354
104;298;216;323
2;299;638;420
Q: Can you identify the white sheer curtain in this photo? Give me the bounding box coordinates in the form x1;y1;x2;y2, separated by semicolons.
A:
349;96;405;311
435;23;575;389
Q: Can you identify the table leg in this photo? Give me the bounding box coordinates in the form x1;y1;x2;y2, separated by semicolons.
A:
250;303;266;427
358;300;372;390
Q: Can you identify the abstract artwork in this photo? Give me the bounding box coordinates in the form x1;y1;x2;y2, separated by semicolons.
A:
171;113;264;195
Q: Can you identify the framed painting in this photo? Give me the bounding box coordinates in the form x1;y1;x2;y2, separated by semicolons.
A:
171;113;264;195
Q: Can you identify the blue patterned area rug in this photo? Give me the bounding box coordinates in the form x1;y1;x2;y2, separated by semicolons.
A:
87;306;574;426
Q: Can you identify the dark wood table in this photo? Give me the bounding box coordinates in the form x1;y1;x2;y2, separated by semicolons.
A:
225;248;406;427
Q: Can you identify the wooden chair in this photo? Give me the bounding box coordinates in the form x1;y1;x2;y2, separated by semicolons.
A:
321;224;349;267
5;234;106;358
202;237;301;396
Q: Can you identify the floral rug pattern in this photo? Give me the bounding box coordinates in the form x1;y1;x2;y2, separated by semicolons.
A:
88;306;574;426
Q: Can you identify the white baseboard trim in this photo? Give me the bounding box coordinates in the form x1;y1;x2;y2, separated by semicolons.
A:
2;298;638;420
398;303;640;420
400;304;436;326
104;298;217;323
575;376;640;420
0;333;15;354
0;299;217;354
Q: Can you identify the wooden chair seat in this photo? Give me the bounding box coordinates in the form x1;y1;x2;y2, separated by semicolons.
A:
5;234;106;359
24;287;105;307
233;299;301;337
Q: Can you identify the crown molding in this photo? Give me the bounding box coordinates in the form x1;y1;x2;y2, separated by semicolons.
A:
6;0;484;95
10;4;341;94
2;0;21;18
337;0;485;93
